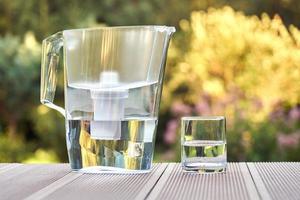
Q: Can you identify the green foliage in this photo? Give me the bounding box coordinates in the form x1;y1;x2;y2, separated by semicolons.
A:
0;0;190;40
0;0;300;163
31;106;67;161
162;7;300;161
23;149;59;163
0;135;33;162
0;32;67;162
0;33;40;137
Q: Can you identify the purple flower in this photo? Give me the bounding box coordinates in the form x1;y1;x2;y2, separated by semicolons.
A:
195;101;211;115
289;107;300;121
269;103;285;121
164;119;178;144
253;98;263;110
171;102;192;116
277;132;300;149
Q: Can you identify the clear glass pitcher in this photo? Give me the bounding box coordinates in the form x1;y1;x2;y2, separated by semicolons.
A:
41;26;175;173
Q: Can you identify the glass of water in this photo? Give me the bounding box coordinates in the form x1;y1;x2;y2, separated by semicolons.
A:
181;116;227;173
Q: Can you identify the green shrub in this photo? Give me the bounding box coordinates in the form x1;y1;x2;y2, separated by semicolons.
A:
160;7;300;161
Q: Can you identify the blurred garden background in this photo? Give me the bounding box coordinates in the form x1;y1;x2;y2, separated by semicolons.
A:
0;0;300;163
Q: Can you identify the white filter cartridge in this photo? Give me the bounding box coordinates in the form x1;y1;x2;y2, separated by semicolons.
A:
90;121;121;140
90;71;128;140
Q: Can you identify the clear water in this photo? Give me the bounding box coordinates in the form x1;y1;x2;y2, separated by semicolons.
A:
64;81;160;172
66;118;157;172
182;140;227;173
65;81;158;119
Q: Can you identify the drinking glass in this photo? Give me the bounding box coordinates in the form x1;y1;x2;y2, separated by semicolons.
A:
181;116;227;173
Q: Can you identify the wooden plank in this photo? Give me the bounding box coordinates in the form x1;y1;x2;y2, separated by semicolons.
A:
26;163;168;200
147;163;253;200
24;172;82;200
239;163;261;200
42;163;167;200
0;163;8;168
0;164;71;200
0;163;22;174
252;162;300;200
247;163;272;200
1;162;299;200
134;163;168;200
147;163;177;200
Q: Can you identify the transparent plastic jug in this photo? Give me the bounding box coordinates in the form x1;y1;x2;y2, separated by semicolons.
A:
41;26;175;173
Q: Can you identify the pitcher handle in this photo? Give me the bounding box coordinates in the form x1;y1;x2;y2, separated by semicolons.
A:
40;32;65;116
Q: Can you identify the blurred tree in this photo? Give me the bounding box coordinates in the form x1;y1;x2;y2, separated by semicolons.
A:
0;0;300;162
0;32;67;162
1;0;300;40
162;6;300;161
0;33;40;138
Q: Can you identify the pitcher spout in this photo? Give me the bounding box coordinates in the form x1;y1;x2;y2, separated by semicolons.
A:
153;26;176;35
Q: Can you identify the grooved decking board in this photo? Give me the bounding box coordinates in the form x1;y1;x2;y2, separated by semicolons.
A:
25;172;83;200
0;163;19;170
1;162;300;200
148;163;257;200
253;162;300;200
0;164;70;200
0;163;23;174
0;163;7;168
43;163;167;200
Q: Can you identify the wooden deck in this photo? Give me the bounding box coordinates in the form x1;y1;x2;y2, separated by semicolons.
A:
0;163;299;200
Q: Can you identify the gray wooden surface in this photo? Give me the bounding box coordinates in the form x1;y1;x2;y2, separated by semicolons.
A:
0;163;299;200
